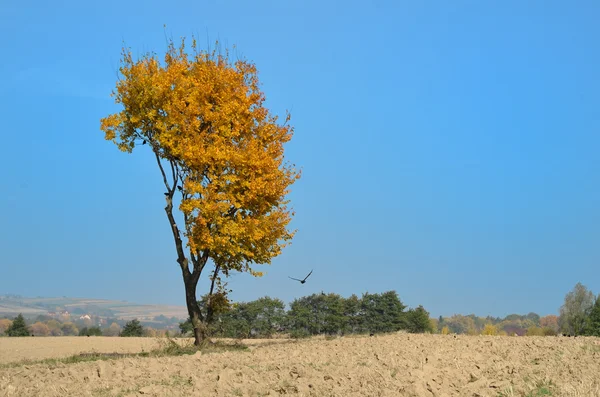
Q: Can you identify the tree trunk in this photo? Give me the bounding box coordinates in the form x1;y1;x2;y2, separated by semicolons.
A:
154;155;209;347
185;276;206;346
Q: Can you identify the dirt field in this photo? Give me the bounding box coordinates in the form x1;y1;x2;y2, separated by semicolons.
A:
1;334;600;397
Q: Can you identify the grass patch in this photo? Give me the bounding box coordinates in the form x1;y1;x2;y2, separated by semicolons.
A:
92;386;138;397
200;340;249;355
0;337;249;369
526;380;555;397
581;343;600;353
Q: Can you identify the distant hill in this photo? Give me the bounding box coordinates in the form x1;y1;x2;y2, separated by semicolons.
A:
0;294;188;321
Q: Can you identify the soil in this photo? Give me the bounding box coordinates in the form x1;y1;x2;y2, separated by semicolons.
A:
1;334;599;396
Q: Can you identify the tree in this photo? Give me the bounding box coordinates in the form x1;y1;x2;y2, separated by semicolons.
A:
343;294;362;334
539;315;559;334
559;282;595;336
405;306;433;333
245;296;287;337
143;327;157;337
104;322;122;337
525;326;545;336
445;315;476;335
50;327;63;336
360;291;406;333
0;319;12;335
120;319;144;337
526;312;541;325
47;319;62;335
6;314;29;337
584;296;600;337
429;318;439;334
30;322;50;336
481;324;498;336
79;326;102;336
100;36;300;346
61;322;79;336
179;318;194;336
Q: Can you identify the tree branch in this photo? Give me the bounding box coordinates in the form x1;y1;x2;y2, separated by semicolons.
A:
170;160;178;193
154;151;172;193
208;263;221;297
206;262;222;322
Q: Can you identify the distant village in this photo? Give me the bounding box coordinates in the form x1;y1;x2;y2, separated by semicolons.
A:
0;295;186;336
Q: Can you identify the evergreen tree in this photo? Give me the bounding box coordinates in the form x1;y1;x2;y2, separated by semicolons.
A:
120;319;144;337
343;294;362;334
7;314;30;337
406;306;433;333
360;291;407;333
585;296;600;337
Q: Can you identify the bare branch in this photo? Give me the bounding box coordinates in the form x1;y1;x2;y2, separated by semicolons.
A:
170;160;178;193
154;151;172;193
208;263;221;297
206;262;222;322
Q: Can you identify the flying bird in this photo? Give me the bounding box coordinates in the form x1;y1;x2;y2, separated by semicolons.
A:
142;140;147;145
289;269;313;284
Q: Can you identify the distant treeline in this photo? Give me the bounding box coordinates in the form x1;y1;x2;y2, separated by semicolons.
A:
3;282;599;339
179;283;600;339
177;291;557;338
0;315;170;338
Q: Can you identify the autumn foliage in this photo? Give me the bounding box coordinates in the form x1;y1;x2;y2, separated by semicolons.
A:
100;37;299;344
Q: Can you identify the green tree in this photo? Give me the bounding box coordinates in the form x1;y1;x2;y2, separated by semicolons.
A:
246;296;287;337
286;293;348;337
405;306;433;333
79;326;102;336
6;314;30;337
526;312;541;325
525;326;544;336
179;318;194;336
120;319;144;337
584;296;600;337
445;315;477;335
360;291;407;333
286;296;314;337
342;294;362;334
61;322;79;336
559;282;595;336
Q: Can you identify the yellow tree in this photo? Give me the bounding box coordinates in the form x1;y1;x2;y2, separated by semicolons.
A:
0;319;12;335
100;37;300;345
481;323;498;336
30;322;50;336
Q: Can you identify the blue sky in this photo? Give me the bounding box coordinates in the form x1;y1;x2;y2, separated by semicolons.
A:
1;0;599;318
